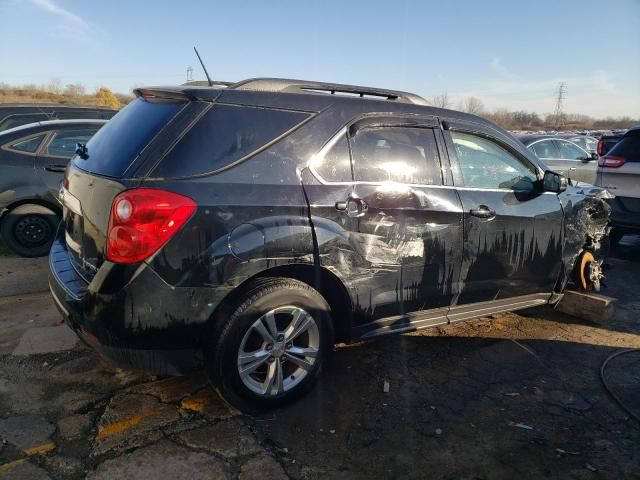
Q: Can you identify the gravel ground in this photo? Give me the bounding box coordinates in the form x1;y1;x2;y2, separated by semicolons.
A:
0;237;638;479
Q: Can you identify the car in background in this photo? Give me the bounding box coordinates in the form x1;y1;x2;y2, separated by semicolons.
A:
596;125;640;244
517;134;598;184
49;78;611;410
597;133;623;157
558;134;598;155
0;119;106;256
0;104;115;133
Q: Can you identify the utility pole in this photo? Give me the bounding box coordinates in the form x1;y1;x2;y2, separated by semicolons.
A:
552;82;567;129
186;66;193;83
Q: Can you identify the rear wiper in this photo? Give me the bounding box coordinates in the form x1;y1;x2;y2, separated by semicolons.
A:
75;143;89;160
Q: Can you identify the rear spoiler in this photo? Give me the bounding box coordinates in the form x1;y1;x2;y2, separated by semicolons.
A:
133;88;196;102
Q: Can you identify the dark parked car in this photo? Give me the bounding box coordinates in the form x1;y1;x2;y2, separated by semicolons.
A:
49;78;610;410
518;134;598;184
0;104;115;133
0;119;106;256
596;125;640;243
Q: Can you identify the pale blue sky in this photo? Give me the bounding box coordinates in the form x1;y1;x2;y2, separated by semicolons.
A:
1;0;638;117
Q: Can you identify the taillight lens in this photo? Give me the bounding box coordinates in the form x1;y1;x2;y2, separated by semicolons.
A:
597;138;604;156
598;155;626;168
106;189;196;264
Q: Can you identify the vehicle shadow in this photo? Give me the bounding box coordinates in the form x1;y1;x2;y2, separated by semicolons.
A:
257;331;640;479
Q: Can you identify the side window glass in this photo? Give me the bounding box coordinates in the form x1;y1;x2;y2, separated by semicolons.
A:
350;127;442;185
557;140;586;160
451;131;538;190
0;114;48;132
529;140;556;159
45;129;98;157
8;134;46;153
312;135;352;182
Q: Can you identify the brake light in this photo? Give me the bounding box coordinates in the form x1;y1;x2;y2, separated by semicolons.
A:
106;189;196;264
598;155;626;168
597;138;604;156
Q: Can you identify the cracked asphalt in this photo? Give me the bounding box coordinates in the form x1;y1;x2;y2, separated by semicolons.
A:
0;237;639;479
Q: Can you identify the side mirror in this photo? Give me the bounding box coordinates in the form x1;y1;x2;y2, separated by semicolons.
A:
590;152;598;161
543;171;567;193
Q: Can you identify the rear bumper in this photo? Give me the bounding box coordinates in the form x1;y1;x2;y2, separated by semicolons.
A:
607;196;640;230
48;237;208;375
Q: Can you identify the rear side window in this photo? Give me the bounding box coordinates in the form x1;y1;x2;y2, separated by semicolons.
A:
529;140;557;159
312;135;352;182
74;98;184;177
45;128;98;157
350;127;442;185
608;134;640;162
7;134;46;153
153;104;310;178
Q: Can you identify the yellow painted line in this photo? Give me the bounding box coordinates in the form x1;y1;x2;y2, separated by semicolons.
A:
0;458;27;474
180;391;212;413
24;441;56;456
95;408;163;441
0;291;51;306
0;442;56;474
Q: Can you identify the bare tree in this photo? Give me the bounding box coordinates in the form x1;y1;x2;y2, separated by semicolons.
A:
47;78;62;95
64;83;86;98
461;96;485;115
432;93;451;108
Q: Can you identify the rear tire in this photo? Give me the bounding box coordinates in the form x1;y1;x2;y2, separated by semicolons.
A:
206;278;333;411
0;205;59;257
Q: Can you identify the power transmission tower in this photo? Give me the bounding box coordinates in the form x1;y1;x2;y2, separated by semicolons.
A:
552;82;567;129
186;66;193;82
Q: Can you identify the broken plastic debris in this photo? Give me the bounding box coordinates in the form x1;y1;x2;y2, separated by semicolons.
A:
329;429;336;434
383;381;390;393
505;392;520;397
435;428;443;435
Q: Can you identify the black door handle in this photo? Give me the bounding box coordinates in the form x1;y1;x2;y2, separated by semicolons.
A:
469;205;496;219
45;165;67;172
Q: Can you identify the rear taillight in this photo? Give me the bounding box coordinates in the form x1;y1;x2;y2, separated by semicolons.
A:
597;138;604;156
106;188;196;264
598;155;626;168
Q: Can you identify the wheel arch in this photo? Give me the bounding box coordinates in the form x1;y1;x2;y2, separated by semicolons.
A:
210;263;354;344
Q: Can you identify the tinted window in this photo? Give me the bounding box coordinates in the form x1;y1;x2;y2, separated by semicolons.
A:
350;127;442;185
154;105;310;178
74;98;184;177
556;140;586;160
312;135;352;182
0;114;48;132
8;134;46;153
529;140;557;159
451;131;537;190
45;128;98;157
608;134;640;162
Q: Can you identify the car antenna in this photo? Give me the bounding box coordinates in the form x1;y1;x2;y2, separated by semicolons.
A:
193;46;213;87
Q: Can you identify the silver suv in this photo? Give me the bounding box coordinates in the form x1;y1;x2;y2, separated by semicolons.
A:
596;125;640;244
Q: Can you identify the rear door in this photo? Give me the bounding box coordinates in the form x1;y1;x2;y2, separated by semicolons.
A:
346;116;464;321
36;127;99;198
554;139;597;184
444;123;564;306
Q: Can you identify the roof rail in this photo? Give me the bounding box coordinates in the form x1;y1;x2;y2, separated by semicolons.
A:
229;78;430;106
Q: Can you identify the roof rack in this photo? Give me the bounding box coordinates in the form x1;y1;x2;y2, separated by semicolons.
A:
229;78;430;106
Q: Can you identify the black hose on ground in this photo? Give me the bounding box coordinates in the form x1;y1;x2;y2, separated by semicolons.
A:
600;348;640;423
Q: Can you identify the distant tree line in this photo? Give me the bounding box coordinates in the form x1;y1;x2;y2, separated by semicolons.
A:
0;79;133;109
432;93;638;131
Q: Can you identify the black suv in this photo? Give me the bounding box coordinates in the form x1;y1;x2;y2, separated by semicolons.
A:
49;78;610;409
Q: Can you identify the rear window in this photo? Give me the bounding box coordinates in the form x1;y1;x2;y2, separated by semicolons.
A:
152;104;310;178
73;98;184;177
608;134;640;162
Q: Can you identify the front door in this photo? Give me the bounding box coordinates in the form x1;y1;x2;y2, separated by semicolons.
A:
444;127;564;306
554;139;597;184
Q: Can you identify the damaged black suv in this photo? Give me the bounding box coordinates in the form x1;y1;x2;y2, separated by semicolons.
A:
49;78;610;409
